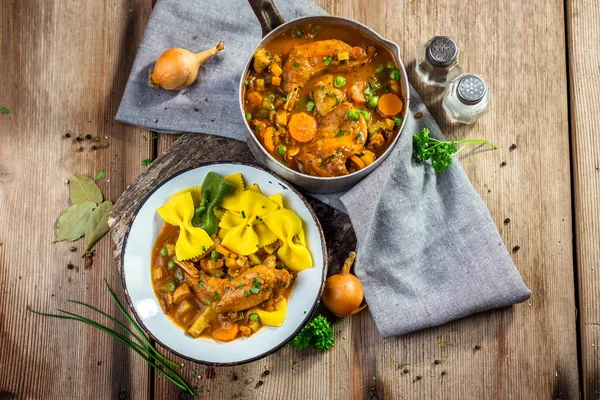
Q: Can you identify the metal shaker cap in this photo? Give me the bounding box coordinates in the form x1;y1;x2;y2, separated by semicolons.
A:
457;74;487;105
426;36;458;67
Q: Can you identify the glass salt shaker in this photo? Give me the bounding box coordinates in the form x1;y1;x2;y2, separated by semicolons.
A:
416;36;463;87
442;73;491;124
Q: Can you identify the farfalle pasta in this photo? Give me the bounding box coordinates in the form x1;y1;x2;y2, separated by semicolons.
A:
152;170;314;343
157;191;213;261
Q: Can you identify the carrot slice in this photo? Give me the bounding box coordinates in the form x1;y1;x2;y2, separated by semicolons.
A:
213;323;239;342
377;93;403;117
288;112;317;143
263;126;275;152
349;155;366;169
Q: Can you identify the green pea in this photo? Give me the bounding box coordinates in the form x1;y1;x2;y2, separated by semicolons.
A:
168;260;177;269
376;64;384;73
211;250;219;261
249;313;259;322
386;61;395;69
266;93;276;102
390;69;400;80
347;109;361;121
394;117;403;127
160;247;168;256
245;112;252;121
306;101;315;112
334;76;346;88
368;96;380;108
361;110;371;121
276;145;287;155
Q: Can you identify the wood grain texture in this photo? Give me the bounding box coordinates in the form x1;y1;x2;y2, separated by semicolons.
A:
140;1;578;398
566;0;600;397
0;0;582;399
0;0;153;398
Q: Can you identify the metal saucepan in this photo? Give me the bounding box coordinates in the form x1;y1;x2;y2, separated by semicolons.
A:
240;0;410;193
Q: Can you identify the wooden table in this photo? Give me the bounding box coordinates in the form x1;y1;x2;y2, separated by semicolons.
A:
0;0;597;398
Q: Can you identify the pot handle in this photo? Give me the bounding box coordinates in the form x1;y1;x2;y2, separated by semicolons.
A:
248;0;286;37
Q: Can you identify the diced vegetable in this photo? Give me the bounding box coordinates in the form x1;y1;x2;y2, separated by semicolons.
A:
263;126;275;152
388;79;400;94
253;48;272;73
245;91;263;113
305;101;315;112
213;322;240;342
337;51;349;61
236;255;248;267
368;121;384;136
248;254;261;265
255;78;265;91
383;118;395;131
367;95;379;108
187;307;217;338
275;109;287;126
271;76;281;86
360;150;376;166
209;268;225;278
175;299;195;319
226;258;238;269
207;259;224;270
158;280;177;294
368;133;385;149
172;283;193;304
269;63;283;77
215;244;236;259
288;112;317;143
153;267;164;281
334;76;346;88
248;320;261;333
378;93;403;117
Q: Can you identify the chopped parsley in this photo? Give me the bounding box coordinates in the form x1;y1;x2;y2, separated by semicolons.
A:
213;292;220;300
249;287;260;294
0;107;9;115
199;281;205;288
193;35;198;40
294;63;300;68
241;210;246;218
95;169;105;180
243;290;249;297
141;158;152;166
335;131;345;137
324;56;332;65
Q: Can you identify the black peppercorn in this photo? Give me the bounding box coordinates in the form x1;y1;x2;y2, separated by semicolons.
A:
66;263;74;270
65;133;71;138
500;161;506;167
513;245;521;253
504;218;510;224
509;143;517;151
474;344;481;350
85;134;92;140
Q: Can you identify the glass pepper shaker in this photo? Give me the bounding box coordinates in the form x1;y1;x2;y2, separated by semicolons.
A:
416;36;463;87
442;73;491;124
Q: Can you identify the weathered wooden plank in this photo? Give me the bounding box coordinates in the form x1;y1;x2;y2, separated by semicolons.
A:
566;0;600;397
0;0;153;398
134;0;579;397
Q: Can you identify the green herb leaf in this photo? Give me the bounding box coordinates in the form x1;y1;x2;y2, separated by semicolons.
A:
324;56;332;65
54;202;96;242
83;201;113;252
1;107;10;114
288;315;334;351
193;35;198;40
294;62;300;68
249;287;260;294
141;159;152;167
191;172;235;234
69;174;103;205
95;170;105;180
412;128;497;173
335;131;345;137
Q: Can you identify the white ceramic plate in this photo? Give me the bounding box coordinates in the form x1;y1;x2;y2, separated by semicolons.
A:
120;162;327;365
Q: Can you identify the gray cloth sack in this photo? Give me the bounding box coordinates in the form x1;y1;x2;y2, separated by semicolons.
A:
117;0;531;338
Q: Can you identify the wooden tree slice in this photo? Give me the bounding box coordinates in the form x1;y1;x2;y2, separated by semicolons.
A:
109;133;356;274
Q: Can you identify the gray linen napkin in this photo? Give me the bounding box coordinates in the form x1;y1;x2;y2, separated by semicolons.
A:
117;0;531;338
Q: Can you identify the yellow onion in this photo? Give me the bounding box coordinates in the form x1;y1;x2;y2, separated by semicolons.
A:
148;41;225;90
322;251;367;317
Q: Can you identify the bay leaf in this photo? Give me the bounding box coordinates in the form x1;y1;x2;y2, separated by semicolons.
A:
54;202;96;242
83;201;113;252
70;174;103;205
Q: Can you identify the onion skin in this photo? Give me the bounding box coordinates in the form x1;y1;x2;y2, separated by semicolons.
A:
149;41;225;90
322;251;367;317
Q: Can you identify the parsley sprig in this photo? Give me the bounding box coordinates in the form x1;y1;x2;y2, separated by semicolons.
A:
413;128;497;172
288;315;334;351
